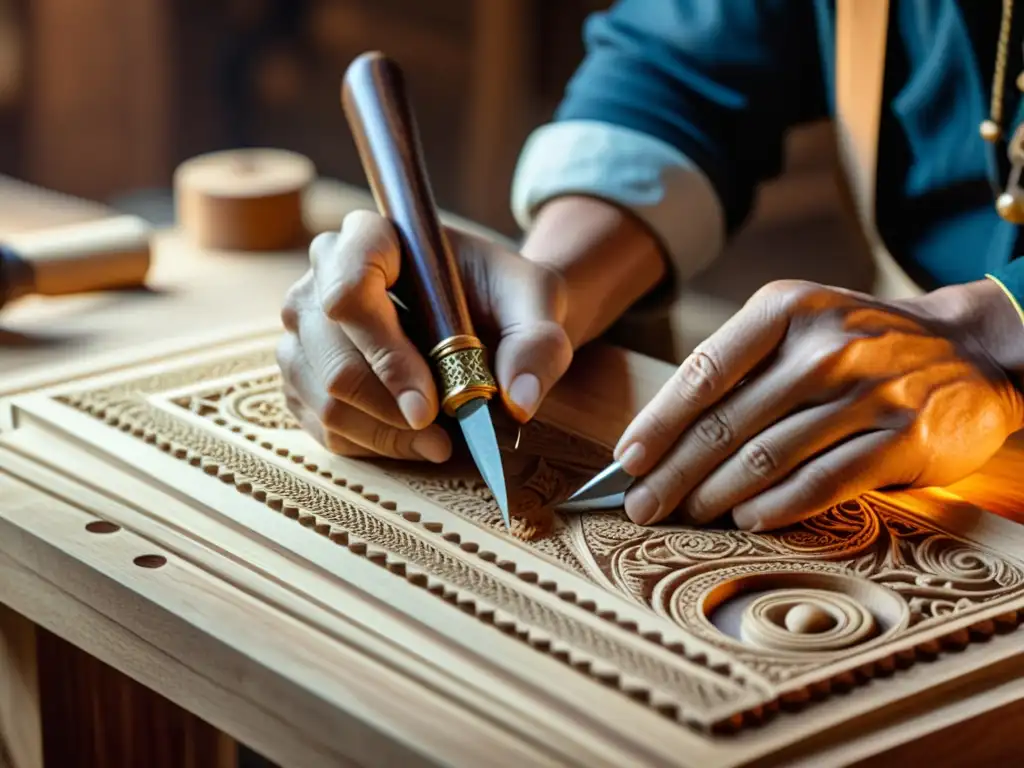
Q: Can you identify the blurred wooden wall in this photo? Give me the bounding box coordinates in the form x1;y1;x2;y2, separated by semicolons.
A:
0;0;610;235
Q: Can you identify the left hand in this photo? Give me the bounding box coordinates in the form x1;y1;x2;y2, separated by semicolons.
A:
613;279;1024;531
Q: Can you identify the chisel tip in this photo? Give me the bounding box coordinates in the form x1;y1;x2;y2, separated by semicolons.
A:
456;398;511;531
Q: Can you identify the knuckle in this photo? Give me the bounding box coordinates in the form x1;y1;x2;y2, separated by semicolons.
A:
674;350;722;405
315;397;343;429
282;272;314;322
370;422;401;456
280;303;299;332
692;411;732;451
801;462;838;500
321;346;371;401
655;457;689;505
319;276;363;321
641;408;680;447
755;279;819;311
741;440;778;478
309;232;339;265
275;335;299;381
364;344;406;386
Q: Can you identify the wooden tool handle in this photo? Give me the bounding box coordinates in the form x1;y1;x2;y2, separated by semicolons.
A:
3;214;152;297
341;51;475;350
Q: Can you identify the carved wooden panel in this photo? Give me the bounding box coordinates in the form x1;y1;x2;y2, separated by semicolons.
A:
2;327;1024;767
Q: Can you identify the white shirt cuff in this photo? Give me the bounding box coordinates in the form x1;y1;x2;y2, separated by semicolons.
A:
510;120;725;283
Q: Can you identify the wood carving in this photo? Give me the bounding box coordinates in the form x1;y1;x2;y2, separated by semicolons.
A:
3;328;1024;767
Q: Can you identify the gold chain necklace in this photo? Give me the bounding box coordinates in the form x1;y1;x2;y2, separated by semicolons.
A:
981;0;1024;222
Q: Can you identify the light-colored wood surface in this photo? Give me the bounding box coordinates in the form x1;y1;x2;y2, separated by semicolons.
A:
0;174;507;382
3;173;1024;767
3;324;1024;767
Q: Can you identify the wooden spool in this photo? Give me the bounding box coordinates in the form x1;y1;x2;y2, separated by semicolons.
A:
174;148;316;251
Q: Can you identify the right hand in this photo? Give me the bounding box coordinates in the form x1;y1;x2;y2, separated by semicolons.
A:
277;210;574;463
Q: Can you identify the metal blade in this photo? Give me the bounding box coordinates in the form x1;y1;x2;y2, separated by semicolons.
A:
566;460;634;503
556;491;626;512
456;398;510;529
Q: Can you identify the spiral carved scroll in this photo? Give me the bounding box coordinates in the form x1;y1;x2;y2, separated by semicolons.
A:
739;589;877;653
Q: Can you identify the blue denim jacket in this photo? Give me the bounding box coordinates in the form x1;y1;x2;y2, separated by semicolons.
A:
512;1;1024;305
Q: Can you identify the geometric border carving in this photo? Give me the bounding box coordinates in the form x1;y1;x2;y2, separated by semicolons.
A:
49;342;1024;735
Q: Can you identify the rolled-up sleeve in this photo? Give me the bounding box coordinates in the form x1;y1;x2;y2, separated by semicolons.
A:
511;0;827;281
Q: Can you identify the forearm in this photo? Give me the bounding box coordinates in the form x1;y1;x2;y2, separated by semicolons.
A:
510;121;726;349
521;195;666;348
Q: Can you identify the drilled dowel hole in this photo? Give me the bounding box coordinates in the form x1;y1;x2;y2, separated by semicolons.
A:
85;521;121;534
133;554;167;569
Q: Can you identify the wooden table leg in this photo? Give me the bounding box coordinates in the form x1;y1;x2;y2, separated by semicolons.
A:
2;602;242;768
0;604;42;768
34;628;239;768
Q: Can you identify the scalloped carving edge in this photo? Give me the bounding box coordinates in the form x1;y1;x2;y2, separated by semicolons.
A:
42;338;1024;736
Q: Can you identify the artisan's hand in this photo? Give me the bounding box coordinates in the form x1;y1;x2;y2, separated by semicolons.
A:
613;279;1024;531
277;210;572;462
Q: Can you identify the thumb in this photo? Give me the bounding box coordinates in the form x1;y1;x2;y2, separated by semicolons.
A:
490;263;573;422
494;320;573;422
445;227;573;423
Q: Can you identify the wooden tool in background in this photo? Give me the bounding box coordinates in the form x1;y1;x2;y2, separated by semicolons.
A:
0;214;152;311
174;148;316;252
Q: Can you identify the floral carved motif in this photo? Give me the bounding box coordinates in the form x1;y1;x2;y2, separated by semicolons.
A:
53;350;1024;730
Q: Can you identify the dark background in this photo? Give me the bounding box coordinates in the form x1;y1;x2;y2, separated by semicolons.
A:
0;0;614;236
0;0;871;347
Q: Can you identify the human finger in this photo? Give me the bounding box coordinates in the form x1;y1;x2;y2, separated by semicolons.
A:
310;211;438;429
448;228;574;423
621;350;842;525
294;282;410;429
284;386;378;457
682;394;901;523
280;333;452;463
613;280;818;477
730;430;913;531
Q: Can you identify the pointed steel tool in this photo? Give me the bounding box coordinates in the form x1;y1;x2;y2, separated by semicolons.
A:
558;461;635;512
342;51;510;529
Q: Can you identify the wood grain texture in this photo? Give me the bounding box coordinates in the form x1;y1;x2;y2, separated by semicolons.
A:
2;327;1024;766
0;604;40;768
24;0;171;200
36;629;236;768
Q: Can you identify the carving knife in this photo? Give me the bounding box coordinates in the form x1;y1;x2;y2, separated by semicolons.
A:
558;461;635;512
341;51;511;528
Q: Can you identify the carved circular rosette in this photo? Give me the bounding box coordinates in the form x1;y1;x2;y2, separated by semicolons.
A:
739;589;876;653
223;380;299;431
653;561;910;660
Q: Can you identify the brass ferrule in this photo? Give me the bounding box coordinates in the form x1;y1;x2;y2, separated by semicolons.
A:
429;334;498;415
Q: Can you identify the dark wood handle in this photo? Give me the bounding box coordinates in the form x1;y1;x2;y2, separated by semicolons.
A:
341;51;474;351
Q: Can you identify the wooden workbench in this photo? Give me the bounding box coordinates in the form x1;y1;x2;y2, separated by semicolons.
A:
4;175;1024;768
0;172;521;767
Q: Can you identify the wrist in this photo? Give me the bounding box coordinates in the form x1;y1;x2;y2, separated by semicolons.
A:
912;278;1024;374
520;195;667;348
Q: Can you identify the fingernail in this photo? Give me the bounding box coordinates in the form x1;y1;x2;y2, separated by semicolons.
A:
733;508;761;531
617;443;646;474
397;390;432;430
625;485;658;525
507;373;541;422
411;428;451;463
